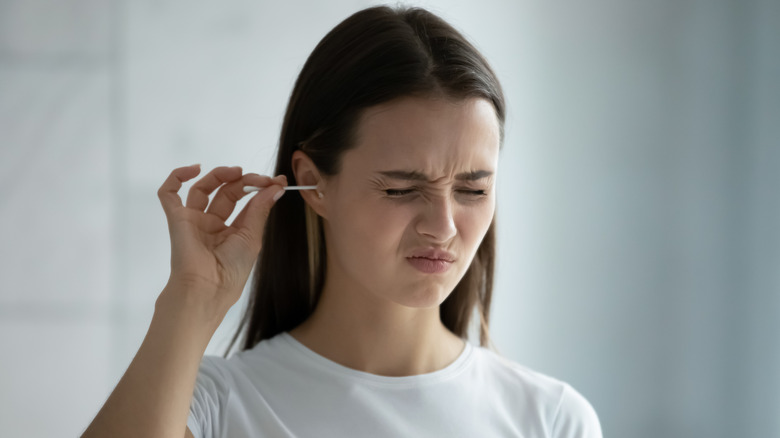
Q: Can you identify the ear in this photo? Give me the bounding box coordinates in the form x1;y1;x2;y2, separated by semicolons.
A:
291;150;328;218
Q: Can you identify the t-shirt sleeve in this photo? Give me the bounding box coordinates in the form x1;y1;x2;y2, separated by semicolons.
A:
187;356;230;438
551;384;603;438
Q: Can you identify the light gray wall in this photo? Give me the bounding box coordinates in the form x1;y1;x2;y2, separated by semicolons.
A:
1;1;777;436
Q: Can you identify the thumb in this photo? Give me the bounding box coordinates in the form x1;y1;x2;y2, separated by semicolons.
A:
236;184;286;245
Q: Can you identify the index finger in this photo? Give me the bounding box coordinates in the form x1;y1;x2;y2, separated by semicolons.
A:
157;164;201;216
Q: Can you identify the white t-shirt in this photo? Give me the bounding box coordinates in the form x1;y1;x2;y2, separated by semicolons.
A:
187;332;602;438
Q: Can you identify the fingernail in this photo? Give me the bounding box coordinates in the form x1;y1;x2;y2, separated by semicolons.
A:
273;189;285;202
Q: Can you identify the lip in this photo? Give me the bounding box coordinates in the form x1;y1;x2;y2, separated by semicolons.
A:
407;247;456;262
406;247;456;274
407;257;453;274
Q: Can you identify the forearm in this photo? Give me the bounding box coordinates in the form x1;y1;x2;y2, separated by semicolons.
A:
82;285;223;438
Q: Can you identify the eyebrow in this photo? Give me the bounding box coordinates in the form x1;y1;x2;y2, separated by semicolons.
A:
376;170;493;182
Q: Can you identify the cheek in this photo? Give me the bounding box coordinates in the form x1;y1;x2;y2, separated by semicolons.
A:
457;201;495;244
333;196;493;255
336;200;413;252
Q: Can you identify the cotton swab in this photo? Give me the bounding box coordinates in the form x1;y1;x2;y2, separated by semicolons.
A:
243;185;318;193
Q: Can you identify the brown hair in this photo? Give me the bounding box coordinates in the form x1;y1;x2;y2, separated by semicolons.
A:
226;5;505;355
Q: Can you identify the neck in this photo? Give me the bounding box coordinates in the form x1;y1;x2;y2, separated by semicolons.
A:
288;277;466;377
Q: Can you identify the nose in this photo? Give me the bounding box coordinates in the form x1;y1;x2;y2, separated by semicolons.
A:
415;195;457;243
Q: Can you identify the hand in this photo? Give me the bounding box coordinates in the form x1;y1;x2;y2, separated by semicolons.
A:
156;164;287;315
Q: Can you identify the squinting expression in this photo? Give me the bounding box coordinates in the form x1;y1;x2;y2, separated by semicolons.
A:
320;96;500;309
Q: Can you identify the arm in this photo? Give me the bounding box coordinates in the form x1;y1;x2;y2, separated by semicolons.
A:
81;165;287;438
81;283;219;438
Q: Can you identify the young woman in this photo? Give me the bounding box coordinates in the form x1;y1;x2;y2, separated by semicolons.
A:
83;6;602;438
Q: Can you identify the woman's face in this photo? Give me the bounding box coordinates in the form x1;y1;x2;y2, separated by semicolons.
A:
319;96;500;309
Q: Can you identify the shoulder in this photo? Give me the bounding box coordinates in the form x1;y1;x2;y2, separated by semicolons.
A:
550;383;603;438
192;336;281;394
196;334;286;379
190;355;234;407
471;346;603;438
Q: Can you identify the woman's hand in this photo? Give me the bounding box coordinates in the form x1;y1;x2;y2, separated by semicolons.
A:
156;164;286;318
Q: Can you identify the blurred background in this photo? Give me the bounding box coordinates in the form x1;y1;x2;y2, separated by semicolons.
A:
1;0;778;436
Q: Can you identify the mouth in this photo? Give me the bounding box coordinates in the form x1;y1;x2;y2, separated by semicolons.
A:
406;256;453;274
407;247;456;262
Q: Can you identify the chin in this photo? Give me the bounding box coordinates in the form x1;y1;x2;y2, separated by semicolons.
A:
393;286;452;309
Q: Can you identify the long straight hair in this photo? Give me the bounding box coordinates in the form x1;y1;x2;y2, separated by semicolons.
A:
226;5;505;355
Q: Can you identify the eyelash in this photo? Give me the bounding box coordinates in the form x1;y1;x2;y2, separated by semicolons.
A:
384;188;488;197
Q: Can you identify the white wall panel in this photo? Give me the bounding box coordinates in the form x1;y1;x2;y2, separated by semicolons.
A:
0;0;111;56
0;67;112;308
0;318;113;437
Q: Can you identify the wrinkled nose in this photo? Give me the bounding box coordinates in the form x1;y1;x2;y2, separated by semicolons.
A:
415;196;457;243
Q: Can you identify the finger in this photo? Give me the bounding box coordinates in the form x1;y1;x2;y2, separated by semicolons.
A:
158;164;201;217
205;174;268;221
185;166;243;211
230;174;286;226
231;183;286;242
207;173;287;221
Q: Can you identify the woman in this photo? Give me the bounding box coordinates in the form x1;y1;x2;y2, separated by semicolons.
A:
83;5;601;438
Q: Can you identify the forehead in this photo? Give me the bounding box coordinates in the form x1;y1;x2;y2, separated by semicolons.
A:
344;96;500;178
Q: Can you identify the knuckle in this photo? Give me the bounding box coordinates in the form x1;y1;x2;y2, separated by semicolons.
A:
224;191;239;203
234;231;261;255
258;206;272;220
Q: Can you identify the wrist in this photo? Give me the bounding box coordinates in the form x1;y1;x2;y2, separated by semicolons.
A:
155;282;228;336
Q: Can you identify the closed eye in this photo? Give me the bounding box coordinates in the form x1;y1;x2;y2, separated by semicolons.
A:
384;189;488;197
458;190;487;196
385;189;415;197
